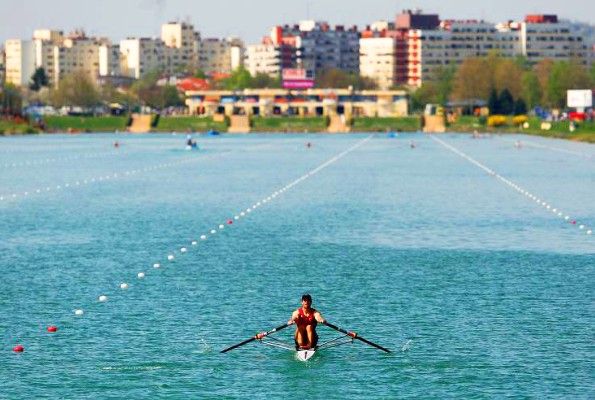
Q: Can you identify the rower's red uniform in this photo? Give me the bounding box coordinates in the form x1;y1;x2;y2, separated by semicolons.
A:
296;307;317;328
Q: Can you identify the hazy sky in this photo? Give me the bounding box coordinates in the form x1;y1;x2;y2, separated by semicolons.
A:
1;0;594;45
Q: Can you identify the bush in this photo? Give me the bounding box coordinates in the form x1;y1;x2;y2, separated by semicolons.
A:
487;115;507;127
512;115;528;126
478;116;487;125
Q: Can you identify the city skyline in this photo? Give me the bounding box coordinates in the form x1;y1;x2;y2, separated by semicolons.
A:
1;0;594;45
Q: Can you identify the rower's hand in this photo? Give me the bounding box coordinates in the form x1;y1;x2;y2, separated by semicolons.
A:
288;320;295;325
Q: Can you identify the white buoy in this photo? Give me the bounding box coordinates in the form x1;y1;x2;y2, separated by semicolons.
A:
210;229;216;234
587;230;592;235
234;216;239;220
240;212;245;216
180;247;187;253
191;241;198;246
75;309;84;315
565;216;570;220
153;263;161;269
138;272;145;279
201;235;207;240
168;254;175;261
99;295;108;302
219;225;224;230
120;283;129;290
579;225;585;230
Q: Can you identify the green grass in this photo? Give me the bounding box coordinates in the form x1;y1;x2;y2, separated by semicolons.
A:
43;116;128;132
0;119;39;134
154;116;227;132
251;117;327;132
351;117;422;132
447;115;595;143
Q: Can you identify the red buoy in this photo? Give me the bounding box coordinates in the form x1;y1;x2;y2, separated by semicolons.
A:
47;326;58;333
571;221;577;225
227;220;233;225
13;345;24;353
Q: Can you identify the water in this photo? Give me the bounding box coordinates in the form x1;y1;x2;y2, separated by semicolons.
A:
0;133;593;398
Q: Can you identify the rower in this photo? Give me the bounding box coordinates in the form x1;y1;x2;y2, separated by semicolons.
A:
288;294;326;350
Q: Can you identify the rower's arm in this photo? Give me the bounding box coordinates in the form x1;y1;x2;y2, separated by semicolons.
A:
314;311;326;324
288;310;299;325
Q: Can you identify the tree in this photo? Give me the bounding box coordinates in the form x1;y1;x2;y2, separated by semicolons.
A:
533;59;554;105
29;68;49;92
514;98;527;115
194;69;207;80
51;70;100;108
498;89;515;115
488;88;500;114
493;58;523;100
222;67;253;90
1;83;23;115
252;72;281;89
521;70;542;110
451;57;492;101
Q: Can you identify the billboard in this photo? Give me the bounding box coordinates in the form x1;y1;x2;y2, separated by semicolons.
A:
567;90;593;108
283;68;315;89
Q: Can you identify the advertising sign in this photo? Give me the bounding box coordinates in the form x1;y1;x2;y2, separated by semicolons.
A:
567;90;593;108
283;68;315;89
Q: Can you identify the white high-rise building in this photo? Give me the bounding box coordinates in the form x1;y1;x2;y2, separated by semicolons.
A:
244;44;282;77
161;22;200;74
119;38;164;79
4;40;36;87
359;37;398;89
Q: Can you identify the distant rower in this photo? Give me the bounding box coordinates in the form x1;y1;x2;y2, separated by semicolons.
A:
288;294;326;350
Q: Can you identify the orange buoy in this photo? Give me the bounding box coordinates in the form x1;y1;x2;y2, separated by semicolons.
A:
47;326;58;333
13;345;24;353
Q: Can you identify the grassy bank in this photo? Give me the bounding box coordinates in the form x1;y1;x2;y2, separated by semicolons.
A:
0;118;40;134
43;116;128;132
251;116;327;132
448;116;595;143
352;117;421;132
152;116;227;132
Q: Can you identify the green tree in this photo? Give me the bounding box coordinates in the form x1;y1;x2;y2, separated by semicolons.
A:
514;98;527;115
498;89;515;115
29;67;49;92
51;70;100;108
223;67;253;90
194;69;207;80
521;70;542;110
252;72;281;89
1;83;23;115
488;88;500;114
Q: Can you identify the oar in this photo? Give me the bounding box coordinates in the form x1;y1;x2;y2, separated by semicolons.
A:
323;321;391;353
220;323;290;353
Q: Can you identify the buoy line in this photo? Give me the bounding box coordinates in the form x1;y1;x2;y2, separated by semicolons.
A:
497;136;594;160
0;142;278;204
431;135;593;236
8;135;372;354
0;149;126;169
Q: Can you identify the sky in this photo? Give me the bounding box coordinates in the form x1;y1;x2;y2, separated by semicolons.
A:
1;0;594;46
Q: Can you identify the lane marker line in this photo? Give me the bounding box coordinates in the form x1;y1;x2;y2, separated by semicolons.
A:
431;135;592;236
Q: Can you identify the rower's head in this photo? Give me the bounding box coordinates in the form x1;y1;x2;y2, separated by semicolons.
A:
301;294;312;307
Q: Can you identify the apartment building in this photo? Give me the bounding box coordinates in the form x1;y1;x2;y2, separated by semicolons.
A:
244;44;283;77
51;32;110;85
161;22;201;74
366;10;591;88
198;37;243;75
119;37;164;79
0;48;5;86
4;40;36;86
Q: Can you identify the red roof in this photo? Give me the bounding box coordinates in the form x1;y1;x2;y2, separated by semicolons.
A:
177;78;210;92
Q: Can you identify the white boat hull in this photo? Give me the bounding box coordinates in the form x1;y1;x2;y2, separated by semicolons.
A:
296;349;316;362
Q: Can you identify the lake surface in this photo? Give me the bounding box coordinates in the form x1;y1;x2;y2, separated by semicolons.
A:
0;133;593;398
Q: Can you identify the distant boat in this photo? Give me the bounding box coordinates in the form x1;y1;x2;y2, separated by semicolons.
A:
206;130;220;136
